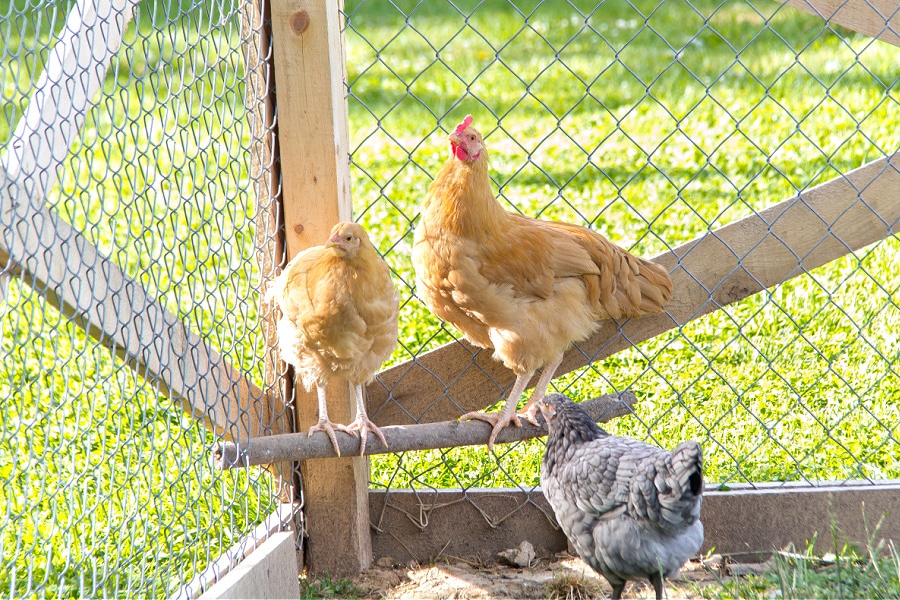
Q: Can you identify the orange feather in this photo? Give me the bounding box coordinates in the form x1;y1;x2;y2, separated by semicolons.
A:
413;121;672;376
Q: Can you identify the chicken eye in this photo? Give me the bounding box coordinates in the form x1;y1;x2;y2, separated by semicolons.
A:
345;235;352;241
469;135;476;141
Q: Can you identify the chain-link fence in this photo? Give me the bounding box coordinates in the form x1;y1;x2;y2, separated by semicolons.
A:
345;0;900;529
3;0;900;595
1;0;290;596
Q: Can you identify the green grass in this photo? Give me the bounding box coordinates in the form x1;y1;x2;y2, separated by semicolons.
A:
1;0;278;596
2;0;900;596
299;573;367;599
700;516;900;598
341;0;900;489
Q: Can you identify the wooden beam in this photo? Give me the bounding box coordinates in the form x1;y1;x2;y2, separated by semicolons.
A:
1;0;137;202
268;0;370;576
0;0;277;443
275;4;352;256
366;153;900;426
173;503;300;599
0;204;277;441
776;0;900;47
369;481;900;565
213;392;636;468
196;532;301;600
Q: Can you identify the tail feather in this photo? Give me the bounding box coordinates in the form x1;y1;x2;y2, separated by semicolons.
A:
669;441;703;498
608;252;672;318
657;441;703;533
636;257;673;312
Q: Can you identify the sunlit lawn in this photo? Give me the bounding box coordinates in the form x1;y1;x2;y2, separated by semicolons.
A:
2;0;899;596
342;0;900;489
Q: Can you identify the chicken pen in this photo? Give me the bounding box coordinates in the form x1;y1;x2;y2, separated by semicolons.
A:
2;0;899;596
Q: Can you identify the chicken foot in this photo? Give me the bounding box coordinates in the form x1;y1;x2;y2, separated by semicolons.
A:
461;354;564;450
308;384;353;457
346;384;388;456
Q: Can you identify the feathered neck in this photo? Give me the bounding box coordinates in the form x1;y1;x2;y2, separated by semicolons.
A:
543;398;608;475
321;244;384;284
423;150;508;239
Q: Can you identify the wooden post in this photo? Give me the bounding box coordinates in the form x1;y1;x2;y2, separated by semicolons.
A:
268;0;372;575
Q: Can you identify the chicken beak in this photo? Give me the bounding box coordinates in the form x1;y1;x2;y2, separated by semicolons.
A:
539;400;553;424
326;231;344;249
448;131;462;146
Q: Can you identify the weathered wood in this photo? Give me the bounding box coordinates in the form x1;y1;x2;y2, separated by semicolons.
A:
214;391;636;469
196;531;300;600
0;206;275;441
173;503;300;599
0;0;276;443
370;489;563;564
369;481;900;564
367;153;900;426
776;0;900;47
268;0;370;576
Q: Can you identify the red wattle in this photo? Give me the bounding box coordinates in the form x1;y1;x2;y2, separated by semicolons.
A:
452;144;468;161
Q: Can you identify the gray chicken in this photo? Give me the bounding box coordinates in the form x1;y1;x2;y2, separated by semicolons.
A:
540;394;704;600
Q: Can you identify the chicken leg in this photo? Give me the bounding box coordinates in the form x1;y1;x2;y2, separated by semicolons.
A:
648;571;664;600
308;383;353;457
345;383;388;456
461;354;564;450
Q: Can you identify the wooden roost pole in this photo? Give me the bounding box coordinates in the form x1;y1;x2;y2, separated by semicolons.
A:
268;0;371;575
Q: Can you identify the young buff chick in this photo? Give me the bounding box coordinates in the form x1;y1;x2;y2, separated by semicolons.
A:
540;394;704;600
413;115;672;450
267;222;398;456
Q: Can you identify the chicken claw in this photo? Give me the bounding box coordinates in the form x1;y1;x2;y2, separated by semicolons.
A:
460;410;522;451
518;402;544;427
347;414;388;456
308;419;353;457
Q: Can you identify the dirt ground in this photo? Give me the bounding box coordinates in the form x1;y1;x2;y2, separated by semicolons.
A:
352;548;764;599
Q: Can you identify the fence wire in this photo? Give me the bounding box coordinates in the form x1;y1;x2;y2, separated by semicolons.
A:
344;0;900;532
0;0;289;597
3;0;900;595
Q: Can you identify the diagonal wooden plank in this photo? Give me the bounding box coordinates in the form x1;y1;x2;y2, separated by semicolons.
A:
366;153;900;426
0;0;283;442
776;0;900;47
2;0;136;198
0;192;282;441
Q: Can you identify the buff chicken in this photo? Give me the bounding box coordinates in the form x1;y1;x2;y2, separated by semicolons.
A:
412;115;673;449
267;221;398;456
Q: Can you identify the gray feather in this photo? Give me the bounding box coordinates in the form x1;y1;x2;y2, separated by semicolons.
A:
540;394;704;599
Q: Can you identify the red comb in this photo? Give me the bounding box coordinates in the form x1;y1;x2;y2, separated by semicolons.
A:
454;115;473;134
